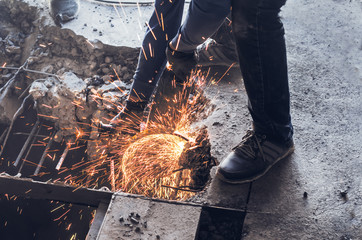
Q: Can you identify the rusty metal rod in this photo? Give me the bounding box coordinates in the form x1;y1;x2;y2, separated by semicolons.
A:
34;131;57;175
14;120;40;167
18;124;42;174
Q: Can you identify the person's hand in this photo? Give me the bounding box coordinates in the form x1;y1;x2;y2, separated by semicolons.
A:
165;43;197;84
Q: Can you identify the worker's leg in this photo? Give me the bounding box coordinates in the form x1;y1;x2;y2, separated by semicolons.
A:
170;0;231;53
232;0;292;142
129;0;185;103
161;0;231;127
102;0;185;131
217;0;294;184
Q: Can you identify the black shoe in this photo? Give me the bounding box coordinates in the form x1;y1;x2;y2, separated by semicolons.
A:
196;40;239;68
50;0;80;24
216;130;294;184
99;101;147;134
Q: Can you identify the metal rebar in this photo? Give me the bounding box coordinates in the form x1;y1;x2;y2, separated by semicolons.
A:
14;120;40;167
0;66;59;79
13;132;50;138
56;143;70;170
34;131;57;175
0;94;34;157
0;127;8;145
18;125;42;174
0;61;27;95
17;84;32;100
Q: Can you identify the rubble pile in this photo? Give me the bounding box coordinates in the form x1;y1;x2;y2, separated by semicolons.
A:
0;0;139;137
0;0;37;71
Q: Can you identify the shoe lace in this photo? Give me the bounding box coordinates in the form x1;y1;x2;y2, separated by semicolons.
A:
233;130;267;162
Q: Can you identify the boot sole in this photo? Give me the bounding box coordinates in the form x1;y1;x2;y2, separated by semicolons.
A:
216;146;295;184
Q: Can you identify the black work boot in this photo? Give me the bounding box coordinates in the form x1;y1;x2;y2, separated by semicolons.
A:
100;100;147;134
49;0;80;24
216;130;294;184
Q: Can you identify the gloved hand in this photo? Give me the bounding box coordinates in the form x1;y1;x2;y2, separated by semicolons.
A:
99;100;147;134
165;43;197;84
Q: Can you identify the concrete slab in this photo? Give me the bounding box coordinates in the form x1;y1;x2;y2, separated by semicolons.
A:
241;0;362;239
97;194;202;240
194;167;250;210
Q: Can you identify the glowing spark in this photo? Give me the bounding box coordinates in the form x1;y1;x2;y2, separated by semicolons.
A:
175;34;182;51
113;5;129;34
136;2;142;17
141;47;148;61
110;159;115;191
137;17;143;31
66;223;72;231
161;13;165;31
121;134;191;199
149;43;153;57
53;209;71;221
37;113;59;120
216;62;236;84
86;40;94;48
146;22;157;41
75;128;84;139
155;8;161;26
118;1;127;18
51;204;65;213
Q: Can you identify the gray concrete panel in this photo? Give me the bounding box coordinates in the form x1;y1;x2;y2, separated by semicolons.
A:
97;194;202;240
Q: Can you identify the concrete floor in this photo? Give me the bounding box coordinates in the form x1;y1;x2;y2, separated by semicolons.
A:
21;0;362;239
197;1;362;239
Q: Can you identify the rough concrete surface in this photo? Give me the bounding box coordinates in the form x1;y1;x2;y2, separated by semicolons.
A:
97;194;202;240
239;1;362;239
187;0;362;239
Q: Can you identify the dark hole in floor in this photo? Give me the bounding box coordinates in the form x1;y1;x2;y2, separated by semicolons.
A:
0;195;94;240
196;206;246;240
0;107;96;239
0;107;90;184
